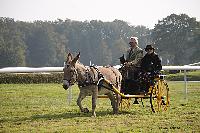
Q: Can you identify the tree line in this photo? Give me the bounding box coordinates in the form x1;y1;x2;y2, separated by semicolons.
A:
0;13;199;67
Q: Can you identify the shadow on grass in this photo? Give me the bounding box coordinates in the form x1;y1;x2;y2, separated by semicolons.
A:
0;110;137;123
31;110;137;120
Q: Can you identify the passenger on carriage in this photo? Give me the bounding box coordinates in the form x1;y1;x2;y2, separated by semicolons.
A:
141;44;162;75
140;44;162;93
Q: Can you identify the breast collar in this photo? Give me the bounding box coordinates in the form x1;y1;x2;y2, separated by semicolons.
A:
77;66;104;87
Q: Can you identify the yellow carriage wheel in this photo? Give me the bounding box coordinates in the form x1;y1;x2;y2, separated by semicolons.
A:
150;79;170;112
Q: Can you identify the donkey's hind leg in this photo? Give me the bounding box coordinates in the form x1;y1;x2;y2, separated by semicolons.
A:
107;93;118;114
77;93;89;113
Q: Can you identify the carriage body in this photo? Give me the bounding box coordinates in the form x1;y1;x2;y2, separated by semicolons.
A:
119;71;170;112
121;71;159;95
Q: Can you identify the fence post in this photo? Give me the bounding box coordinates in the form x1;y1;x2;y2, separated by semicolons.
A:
64;61;72;105
184;69;187;100
67;86;72;105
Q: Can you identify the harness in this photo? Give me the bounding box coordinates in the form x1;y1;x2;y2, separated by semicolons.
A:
97;78;115;92
76;65;120;93
97;66;121;92
77;66;104;87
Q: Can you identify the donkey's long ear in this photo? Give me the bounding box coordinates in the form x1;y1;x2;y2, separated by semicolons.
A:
71;52;80;65
66;53;73;63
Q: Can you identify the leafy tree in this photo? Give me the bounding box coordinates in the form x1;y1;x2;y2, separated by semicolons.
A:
0;17;155;67
152;14;199;65
189;23;200;63
111;39;128;65
25;21;66;67
94;40;112;66
0;17;26;67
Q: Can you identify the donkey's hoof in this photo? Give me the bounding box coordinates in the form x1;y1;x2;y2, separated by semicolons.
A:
91;114;96;117
83;108;89;113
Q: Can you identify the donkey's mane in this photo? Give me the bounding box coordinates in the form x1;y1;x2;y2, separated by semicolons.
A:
75;61;88;71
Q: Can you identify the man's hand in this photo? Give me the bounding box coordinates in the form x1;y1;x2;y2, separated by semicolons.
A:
119;54;126;64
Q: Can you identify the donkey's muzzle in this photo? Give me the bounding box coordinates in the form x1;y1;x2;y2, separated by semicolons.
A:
63;85;69;90
63;80;70;90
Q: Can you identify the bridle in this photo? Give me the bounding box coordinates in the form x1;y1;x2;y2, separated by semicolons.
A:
63;61;106;89
63;64;78;86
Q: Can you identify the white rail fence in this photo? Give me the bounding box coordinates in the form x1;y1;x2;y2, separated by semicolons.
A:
1;66;200;73
0;67;63;73
0;66;200;100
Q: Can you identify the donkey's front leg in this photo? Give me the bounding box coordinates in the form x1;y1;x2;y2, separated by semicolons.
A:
91;87;98;117
77;92;89;113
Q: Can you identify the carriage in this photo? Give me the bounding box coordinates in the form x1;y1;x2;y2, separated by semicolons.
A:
98;70;170;113
63;52;170;117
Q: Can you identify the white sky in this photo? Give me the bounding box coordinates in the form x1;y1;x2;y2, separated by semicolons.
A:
0;0;200;29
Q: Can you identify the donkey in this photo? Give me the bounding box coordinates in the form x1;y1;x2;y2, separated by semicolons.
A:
63;52;122;117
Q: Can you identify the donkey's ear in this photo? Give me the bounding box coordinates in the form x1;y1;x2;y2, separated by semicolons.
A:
66;53;73;63
71;52;80;65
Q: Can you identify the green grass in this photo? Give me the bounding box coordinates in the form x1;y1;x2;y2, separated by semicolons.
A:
166;70;200;81
0;82;200;132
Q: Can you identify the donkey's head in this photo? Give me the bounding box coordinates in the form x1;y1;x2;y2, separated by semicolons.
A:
63;52;80;90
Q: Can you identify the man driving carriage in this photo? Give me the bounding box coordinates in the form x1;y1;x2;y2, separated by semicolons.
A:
119;36;143;100
120;36;143;80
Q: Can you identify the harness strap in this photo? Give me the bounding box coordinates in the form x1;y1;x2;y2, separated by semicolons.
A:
78;66;103;87
97;78;114;92
90;66;104;79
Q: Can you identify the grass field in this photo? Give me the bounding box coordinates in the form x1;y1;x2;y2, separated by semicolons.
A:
0;82;200;132
166;70;200;81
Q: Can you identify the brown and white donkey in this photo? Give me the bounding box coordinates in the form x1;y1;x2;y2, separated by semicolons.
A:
63;52;122;117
